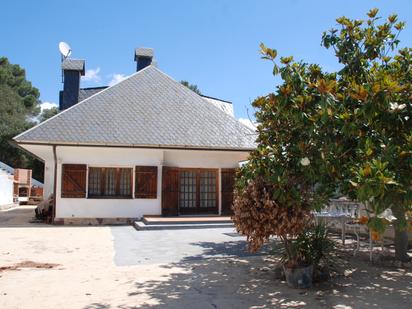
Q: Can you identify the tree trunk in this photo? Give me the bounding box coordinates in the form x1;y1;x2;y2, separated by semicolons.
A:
392;207;410;262
394;228;409;261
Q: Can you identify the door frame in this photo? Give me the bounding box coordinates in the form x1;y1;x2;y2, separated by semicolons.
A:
178;168;219;215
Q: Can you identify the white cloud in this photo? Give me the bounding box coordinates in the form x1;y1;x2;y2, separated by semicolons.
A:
82;67;101;82
40;101;58;112
109;73;128;86
238;118;257;130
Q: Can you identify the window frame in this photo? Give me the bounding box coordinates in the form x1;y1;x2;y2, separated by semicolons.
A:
87;166;133;199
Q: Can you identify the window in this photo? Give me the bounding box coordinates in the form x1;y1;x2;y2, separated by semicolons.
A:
61;164;87;198
135;166;157;198
88;167;132;198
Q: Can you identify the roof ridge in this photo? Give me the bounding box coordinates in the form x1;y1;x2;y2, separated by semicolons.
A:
200;94;232;104
80;86;108;90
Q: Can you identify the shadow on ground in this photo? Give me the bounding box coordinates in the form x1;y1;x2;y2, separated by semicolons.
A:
85;238;412;309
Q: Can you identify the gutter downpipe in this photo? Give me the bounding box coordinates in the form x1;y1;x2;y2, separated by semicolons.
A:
52;145;57;223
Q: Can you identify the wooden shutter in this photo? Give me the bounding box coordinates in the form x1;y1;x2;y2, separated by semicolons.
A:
221;168;236;215
135;166;158;198
162;167;179;216
61;164;87;198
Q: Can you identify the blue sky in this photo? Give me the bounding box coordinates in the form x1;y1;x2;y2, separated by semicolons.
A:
2;0;412;123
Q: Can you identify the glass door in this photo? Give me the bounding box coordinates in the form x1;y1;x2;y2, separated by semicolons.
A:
179;169;218;214
179;170;197;212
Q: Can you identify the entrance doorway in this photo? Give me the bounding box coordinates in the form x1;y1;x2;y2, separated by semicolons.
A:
178;169;218;214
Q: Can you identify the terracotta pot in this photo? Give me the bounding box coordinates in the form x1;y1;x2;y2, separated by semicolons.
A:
283;264;313;289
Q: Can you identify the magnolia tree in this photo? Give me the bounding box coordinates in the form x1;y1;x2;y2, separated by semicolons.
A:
233;9;412;261
232;52;337;264
321;9;412;261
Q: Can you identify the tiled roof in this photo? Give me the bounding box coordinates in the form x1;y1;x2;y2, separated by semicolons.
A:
61;59;85;74
78;87;108;102
15;66;256;150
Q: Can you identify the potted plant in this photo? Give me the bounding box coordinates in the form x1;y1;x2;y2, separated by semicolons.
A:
280;223;335;288
281;237;314;289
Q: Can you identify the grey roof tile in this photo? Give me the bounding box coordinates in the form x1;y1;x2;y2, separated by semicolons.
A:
15;66;256;150
78;87;107;102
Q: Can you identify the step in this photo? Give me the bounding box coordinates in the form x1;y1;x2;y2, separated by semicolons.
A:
142;216;232;225
134;221;234;231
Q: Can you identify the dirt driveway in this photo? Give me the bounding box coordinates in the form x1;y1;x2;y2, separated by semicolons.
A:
0;210;411;308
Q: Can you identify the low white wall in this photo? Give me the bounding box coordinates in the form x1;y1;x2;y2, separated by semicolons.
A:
40;146;249;219
0;174;14;206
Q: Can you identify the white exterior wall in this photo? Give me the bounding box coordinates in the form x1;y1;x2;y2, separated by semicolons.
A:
54;147;164;219
0;173;14;206
20;145;249;219
43;160;55;199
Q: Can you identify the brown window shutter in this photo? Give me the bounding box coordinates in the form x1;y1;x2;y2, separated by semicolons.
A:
162;167;179;216
61;164;87;198
221;168;236;215
135;166;158;199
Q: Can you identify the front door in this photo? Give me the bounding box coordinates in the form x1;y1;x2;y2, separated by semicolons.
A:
179;169;218;214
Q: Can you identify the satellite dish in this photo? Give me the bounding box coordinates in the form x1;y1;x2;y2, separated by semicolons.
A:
59;42;72;58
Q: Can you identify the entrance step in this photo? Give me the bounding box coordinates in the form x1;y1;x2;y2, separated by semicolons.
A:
134;215;234;230
134;221;234;231
142;215;232;225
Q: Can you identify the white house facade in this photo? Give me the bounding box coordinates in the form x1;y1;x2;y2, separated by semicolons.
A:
14;48;255;223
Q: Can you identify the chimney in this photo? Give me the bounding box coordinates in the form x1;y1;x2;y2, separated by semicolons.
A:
59;59;85;111
134;48;154;71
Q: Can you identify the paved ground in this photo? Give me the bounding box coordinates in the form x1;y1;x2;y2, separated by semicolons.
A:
111;227;270;266
0;206;38;227
0;208;412;308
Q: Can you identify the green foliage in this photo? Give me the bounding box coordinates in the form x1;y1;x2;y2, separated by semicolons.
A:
39;106;59;122
274;223;335;269
180;80;202;95
320;10;412;232
236;9;411;260
0;57;43;180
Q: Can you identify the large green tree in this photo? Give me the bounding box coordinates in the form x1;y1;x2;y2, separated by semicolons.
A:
321;9;412;261
234;9;411;261
0;57;43;179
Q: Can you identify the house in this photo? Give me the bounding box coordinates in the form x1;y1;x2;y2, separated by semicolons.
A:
0;162;43;206
13;48;255;224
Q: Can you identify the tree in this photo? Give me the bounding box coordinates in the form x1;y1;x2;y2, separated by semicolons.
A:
321;9;412;261
235;9;411;262
39;106;59;122
180;80;202;95
232;47;336;262
0;57;43;180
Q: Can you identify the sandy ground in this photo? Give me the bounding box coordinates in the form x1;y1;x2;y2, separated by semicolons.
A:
0;208;411;309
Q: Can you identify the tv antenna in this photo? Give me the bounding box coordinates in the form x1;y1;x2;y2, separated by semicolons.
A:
59;42;72;83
